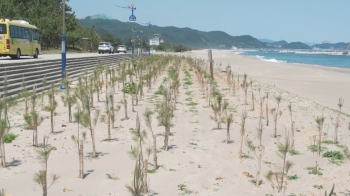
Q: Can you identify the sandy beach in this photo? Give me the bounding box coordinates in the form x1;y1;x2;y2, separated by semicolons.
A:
0;49;349;196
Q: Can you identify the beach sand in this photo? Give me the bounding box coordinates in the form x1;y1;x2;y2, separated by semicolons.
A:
0;49;349;196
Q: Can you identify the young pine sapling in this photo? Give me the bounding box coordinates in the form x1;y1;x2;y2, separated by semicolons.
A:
144;107;157;170
0;119;10;167
239;110;248;159
44;83;58;133
72;105;87;179
271;95;282;138
156;88;174;151
33;136;60;196
331;98;344;144
24;87;44;147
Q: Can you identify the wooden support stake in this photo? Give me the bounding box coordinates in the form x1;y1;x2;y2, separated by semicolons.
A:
208;50;214;80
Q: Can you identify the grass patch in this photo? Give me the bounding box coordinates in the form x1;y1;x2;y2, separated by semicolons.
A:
336;144;346;149
184;80;193;86
289;149;301;156
185;97;192;102
322;140;334;144
4;133;18;143
156;133;164;137
154;84;165;95
306;167;322;176
287;174;299;180
106;173;119;180
263;161;273;165
323;151;344;165
313;184;323;190
185;91;193;95
186;102;198;106
178;183;194;195
147;169;156;173
308;144;327;152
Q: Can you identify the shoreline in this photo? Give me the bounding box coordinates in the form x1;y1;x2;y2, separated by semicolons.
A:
238;50;350;70
183;49;350;114
241;52;350;74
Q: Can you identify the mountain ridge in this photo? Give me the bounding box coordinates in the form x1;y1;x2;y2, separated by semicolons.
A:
78;17;349;50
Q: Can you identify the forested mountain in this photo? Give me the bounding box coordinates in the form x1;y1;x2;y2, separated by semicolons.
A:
79;18;268;49
0;0;101;50
312;42;349;50
282;42;311;50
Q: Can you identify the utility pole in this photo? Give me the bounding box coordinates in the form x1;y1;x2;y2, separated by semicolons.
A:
140;30;143;56
115;3;136;57
60;0;67;89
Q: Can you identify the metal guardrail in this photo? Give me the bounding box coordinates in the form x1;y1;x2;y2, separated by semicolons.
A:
0;54;132;97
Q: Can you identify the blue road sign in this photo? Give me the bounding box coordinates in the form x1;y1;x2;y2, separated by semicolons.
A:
129;15;136;22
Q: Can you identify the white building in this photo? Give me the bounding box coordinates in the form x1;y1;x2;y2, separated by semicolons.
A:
149;34;164;46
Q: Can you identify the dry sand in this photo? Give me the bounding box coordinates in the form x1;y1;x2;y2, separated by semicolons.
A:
1;49;350;196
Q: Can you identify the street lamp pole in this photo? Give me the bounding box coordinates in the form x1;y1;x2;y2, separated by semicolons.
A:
140;30;143;56
60;0;67;89
115;3;136;57
148;22;151;56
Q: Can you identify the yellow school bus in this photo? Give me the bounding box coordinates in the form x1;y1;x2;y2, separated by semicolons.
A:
0;18;41;59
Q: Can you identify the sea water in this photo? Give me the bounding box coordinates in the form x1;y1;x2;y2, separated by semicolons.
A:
240;50;350;69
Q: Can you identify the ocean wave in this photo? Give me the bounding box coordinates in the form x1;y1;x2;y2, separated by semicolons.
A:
255;55;286;63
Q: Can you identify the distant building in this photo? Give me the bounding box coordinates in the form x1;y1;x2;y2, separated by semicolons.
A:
149;34;164;46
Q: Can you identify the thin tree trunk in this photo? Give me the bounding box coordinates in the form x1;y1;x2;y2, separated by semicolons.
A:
251;91;254;110
266;99;269;126
256;155;262;186
227;123;230;144
0;140;5;167
164;126;169;151
33;129;35;146
68;102;72;123
97;88;100;102
79;140;84;179
108;113;111;141
291;122;295;150
124;99;128;119
40;170;47;196
136;94;139;106
334;123;339;144
132;96;135;112
239;133;244;159
35;126;38;147
90;129;97;157
25;99;28;114
153;136;157;170
274;104;280;138
50;111;54;133
274;118;277;138
143;159;148;196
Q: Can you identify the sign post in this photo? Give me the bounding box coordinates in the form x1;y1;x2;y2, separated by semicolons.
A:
129;4;136;57
60;0;67;89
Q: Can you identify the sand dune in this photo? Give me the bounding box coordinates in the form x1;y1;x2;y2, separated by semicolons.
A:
0;50;349;196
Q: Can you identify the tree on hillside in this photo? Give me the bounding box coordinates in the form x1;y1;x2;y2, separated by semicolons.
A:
0;0;96;49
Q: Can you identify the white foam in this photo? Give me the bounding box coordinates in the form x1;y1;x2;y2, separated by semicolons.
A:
254;55;286;63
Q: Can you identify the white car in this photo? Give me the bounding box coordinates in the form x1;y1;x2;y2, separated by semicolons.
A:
98;42;114;54
117;45;127;53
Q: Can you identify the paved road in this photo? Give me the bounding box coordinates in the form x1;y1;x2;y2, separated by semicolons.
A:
0;52;128;64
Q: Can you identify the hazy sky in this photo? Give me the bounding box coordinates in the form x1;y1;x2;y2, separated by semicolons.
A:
68;0;350;43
